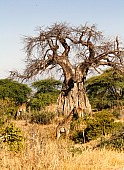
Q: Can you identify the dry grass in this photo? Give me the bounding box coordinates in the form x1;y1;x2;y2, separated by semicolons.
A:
0;120;124;170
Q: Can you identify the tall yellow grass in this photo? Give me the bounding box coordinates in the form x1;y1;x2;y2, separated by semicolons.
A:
0;120;124;170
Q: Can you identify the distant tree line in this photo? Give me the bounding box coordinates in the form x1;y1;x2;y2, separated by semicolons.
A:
0;69;124;118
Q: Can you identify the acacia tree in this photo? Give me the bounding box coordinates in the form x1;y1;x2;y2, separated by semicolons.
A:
30;78;62;110
86;69;124;110
10;23;124;116
0;79;31;104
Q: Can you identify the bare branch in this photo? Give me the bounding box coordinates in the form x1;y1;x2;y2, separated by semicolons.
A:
10;22;124;82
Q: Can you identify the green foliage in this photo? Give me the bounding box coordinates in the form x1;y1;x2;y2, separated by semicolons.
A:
0;79;32;104
86;69;124;110
0;116;5;128
32;78;62;93
71;110;115;143
1;123;25;152
30;111;55;124
69;145;82;155
85;110;115;141
0;79;31;120
0;98;17;118
70;117;85;130
97;124;124;151
30;78;62;110
112;109;120;119
30;92;59;110
70;130;85;144
70;118;87;143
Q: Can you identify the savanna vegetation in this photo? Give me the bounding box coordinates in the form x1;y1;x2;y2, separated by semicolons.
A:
1;22;124;169
0;79;31;120
0;69;124;169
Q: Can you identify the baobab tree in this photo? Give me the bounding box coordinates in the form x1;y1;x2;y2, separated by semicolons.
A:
10;23;124;116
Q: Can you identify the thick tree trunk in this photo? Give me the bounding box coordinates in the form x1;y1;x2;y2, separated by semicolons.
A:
57;82;92;116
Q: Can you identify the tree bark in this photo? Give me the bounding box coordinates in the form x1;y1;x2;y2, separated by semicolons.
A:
56;55;92;116
57;81;91;116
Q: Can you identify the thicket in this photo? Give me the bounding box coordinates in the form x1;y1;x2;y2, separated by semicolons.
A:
0;78;61;123
70;110;124;146
0;98;17;119
97;125;124;151
71;110;112;143
1;71;124;151
30;111;55;124
30;92;59;111
69;69;124;149
0;122;25;152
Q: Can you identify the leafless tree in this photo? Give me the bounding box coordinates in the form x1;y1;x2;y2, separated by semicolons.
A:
10;23;124;116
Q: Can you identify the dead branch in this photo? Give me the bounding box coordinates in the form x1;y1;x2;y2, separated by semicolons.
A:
10;23;124;81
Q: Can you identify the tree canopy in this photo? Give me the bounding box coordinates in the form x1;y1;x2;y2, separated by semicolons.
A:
32;78;62;93
0;79;31;104
86;69;124;110
30;78;62;110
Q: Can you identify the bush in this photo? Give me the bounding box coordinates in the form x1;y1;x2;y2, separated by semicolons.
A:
97;125;124;151
70;130;85;144
30;111;55;124
0;98;17;119
84;110;115;141
70;110;115;143
0;78;32;104
86;69;124;111
70;118;87;143
1;123;25;152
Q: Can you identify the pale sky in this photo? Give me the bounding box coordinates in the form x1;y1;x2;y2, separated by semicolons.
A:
0;0;124;79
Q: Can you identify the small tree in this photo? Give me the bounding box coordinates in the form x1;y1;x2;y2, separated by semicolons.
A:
10;23;124;116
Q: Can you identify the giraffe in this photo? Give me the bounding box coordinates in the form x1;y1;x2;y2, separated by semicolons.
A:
56;107;78;139
15;103;26;119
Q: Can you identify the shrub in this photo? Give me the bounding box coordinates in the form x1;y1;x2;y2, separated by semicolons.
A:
84;110;115;141
0;98;17;119
70;118;87;143
1;123;25;152
30;92;59;111
86;68;124;111
97;125;124;151
30;111;55;124
0;78;32;104
70;130;85;144
70;110;115;143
